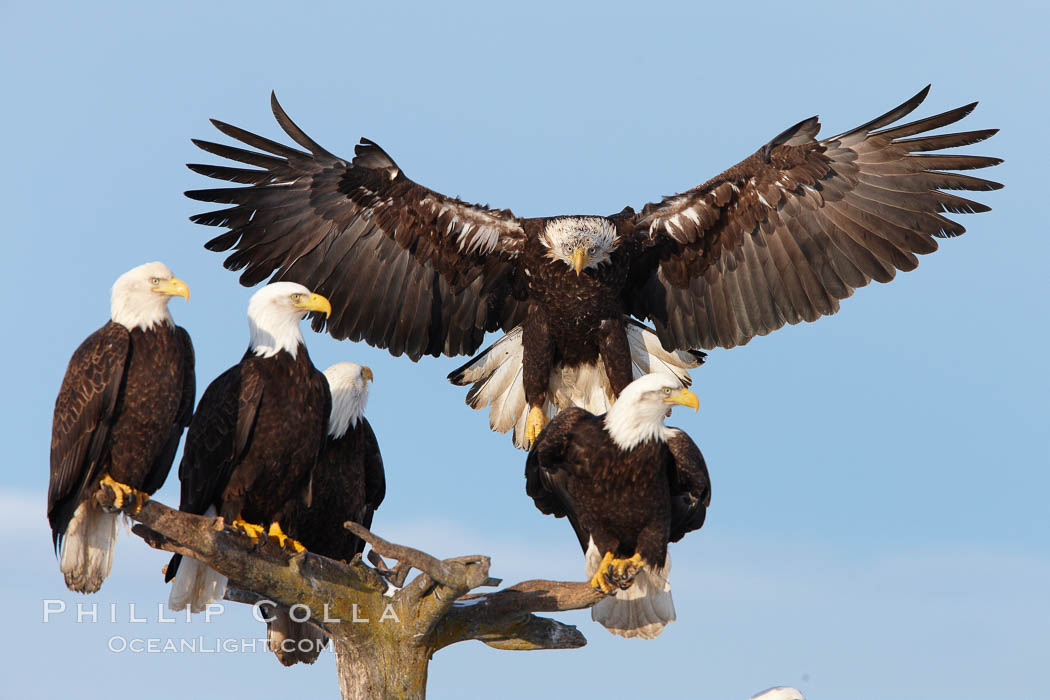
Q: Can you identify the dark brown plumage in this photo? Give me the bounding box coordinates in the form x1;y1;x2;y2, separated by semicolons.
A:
49;323;194;542
286;418;385;562
525;374;709;638
49;262;194;593
526;413;709;568
165;346;330;583
268;363;384;666
186;86;1000;446
165;283;331;612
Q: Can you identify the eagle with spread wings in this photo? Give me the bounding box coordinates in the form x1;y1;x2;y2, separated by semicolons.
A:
187;85;1000;447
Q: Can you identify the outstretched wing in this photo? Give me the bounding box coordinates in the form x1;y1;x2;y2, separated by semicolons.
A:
188;94;528;360
525;407;595;552
664;429;711;543
626;86;1002;351
48;322;129;547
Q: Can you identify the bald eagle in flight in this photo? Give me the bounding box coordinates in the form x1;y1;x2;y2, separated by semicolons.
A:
186;86;1000;448
526;373;709;639
48;262;193;593
266;361;385;666
166;282;331;612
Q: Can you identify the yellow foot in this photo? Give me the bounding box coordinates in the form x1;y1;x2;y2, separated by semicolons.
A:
99;474;149;513
267;521;306;553
589;551;616;594
607;553;645;590
524;405;549;446
230;517;266;544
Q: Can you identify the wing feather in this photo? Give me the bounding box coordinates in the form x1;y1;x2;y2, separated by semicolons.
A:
628;87;1001;350
524;408;595;552
188;93;527;360
47;323;130;546
664;429;711;543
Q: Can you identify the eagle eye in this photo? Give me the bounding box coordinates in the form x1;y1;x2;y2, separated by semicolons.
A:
662;387;672;395
150;277;160;285
291;293;302;302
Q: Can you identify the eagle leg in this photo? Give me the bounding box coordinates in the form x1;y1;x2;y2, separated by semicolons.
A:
607;553;645;590
230;517;266;544
267;521;306;553
98;474;149;514
524;405;549;446
589;551;617;594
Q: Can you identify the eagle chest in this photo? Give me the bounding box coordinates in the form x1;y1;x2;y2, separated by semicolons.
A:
585;443;671;517
529;262;622;335
107;327;185;479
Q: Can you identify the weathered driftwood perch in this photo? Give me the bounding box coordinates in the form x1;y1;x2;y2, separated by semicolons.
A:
95;484;603;699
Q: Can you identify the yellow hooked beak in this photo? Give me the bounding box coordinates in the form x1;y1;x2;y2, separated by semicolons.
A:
361;366;374;382
153;277;190;301
664;388;699;411
572;248;588;276
295;292;332;317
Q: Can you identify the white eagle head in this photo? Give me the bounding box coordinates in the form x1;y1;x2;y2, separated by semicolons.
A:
247;281;331;359
540;217;619;275
324;361;373;438
110;261;190;331
604;373;699;450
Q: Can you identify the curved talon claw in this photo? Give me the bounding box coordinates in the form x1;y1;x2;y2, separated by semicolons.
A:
267;521;306;553
99;474;148;513
606;553;645;590
589;551;616;594
524;405;549;446
230;517;265;543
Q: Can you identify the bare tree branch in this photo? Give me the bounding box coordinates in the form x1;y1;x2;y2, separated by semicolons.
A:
95;481;603;699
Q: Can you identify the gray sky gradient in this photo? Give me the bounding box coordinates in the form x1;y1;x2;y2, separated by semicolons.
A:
2;1;1046;698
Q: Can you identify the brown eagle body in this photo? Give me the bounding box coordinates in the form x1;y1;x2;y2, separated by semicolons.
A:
286;418;385;562
526;409;709;570
165;281;333;614
166;345;330;587
49;322;194;549
257;361;381;666
186;86;1000;447
518;217;641;405
268;411;385;667
49;261;194;593
49;320;195;590
525;374;709;639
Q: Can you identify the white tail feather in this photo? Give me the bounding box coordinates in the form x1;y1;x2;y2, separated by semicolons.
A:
59;502;118;593
452;320;702;449
267;608;327;666
585;540;675;639
167;506;228;612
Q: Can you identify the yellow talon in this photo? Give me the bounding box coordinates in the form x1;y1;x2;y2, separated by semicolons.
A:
607;553;646;589
231;517;265;543
589;551;616;594
99;474;147;513
524;405;549;446
267;521;306;553
613;553;644;578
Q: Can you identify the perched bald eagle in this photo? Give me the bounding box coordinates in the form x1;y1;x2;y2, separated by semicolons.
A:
266;361;385;666
48;262;193;593
526;373;710;639
166;282;331;612
186;86;1000;447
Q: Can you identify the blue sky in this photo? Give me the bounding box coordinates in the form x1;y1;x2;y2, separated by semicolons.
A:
2;1;1047;698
